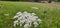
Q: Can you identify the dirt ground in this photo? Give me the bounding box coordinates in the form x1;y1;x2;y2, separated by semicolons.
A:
23;2;60;9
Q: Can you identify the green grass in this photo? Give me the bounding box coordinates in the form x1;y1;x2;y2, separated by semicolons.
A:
55;2;60;4
0;1;60;28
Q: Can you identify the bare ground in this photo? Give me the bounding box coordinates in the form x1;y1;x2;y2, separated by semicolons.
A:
22;2;60;9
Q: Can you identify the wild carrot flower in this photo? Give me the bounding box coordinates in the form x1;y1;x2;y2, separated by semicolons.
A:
13;11;42;28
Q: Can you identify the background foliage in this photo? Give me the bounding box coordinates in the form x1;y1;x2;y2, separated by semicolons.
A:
0;0;60;2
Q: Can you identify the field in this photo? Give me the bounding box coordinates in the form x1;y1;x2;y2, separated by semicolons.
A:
0;1;60;28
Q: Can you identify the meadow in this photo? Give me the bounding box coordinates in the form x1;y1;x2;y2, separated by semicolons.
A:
0;1;60;28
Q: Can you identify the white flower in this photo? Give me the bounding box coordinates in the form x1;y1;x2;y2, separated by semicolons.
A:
14;20;18;27
20;24;22;26
13;16;18;19
16;12;22;17
32;13;36;15
32;7;39;10
33;22;38;27
4;14;9;16
24;24;30;28
13;11;42;28
37;19;42;24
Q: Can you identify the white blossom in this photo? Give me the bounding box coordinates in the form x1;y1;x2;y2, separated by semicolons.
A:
33;22;38;27
37;19;42;24
32;7;39;10
14;20;18;26
16;12;21;15
4;14;9;16
13;11;42;28
24;24;30;28
32;13;36;15
13;16;18;19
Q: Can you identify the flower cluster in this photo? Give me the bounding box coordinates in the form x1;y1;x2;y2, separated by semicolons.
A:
13;11;42;28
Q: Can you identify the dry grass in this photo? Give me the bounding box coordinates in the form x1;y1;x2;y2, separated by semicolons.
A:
22;2;60;9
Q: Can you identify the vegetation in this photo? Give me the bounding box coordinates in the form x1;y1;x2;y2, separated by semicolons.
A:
0;1;60;28
48;0;52;3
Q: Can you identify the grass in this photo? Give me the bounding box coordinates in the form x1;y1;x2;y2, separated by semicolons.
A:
0;1;60;28
55;2;60;4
